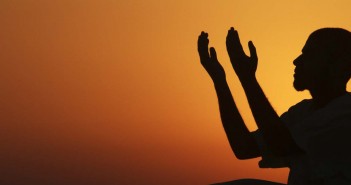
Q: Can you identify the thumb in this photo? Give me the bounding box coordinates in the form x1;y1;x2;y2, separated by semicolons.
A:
210;47;218;62
248;41;258;61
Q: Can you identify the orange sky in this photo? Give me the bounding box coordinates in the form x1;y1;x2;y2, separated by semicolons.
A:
1;0;351;184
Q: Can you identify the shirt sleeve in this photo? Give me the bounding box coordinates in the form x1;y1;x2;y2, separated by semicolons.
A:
251;130;289;168
251;99;311;169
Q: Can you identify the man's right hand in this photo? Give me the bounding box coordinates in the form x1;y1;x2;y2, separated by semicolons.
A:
226;27;258;81
198;31;226;82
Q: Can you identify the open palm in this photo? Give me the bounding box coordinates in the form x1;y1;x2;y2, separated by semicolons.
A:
198;32;225;81
226;27;258;80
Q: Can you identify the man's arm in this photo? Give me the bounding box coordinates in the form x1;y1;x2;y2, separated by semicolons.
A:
213;79;261;159
241;77;301;156
226;27;302;156
198;32;260;159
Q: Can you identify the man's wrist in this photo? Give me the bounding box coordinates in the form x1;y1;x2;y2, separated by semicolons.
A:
212;77;228;86
238;74;257;84
239;75;259;91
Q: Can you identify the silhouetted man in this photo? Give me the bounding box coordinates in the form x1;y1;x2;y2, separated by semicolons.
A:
198;28;351;185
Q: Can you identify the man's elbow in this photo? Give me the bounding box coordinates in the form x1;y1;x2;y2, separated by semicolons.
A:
234;151;261;160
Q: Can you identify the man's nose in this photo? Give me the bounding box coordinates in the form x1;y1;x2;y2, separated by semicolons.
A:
293;55;302;66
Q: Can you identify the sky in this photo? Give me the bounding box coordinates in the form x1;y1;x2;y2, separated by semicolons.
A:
1;0;351;184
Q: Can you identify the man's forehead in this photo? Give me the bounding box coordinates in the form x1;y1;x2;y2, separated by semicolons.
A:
301;41;314;53
302;36;326;53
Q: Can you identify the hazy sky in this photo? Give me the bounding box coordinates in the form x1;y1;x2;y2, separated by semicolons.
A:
1;0;351;184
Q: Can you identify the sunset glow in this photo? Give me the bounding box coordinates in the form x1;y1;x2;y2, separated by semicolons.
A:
1;0;351;184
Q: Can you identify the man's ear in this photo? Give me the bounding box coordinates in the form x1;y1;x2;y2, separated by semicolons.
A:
330;56;351;83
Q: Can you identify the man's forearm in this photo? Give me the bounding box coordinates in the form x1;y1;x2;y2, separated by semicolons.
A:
213;79;260;159
239;76;298;155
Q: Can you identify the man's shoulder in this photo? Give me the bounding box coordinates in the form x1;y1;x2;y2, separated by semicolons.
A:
281;92;351;126
280;99;313;127
288;99;312;111
282;99;312;117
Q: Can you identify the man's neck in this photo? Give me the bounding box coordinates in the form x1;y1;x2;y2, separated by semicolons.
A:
309;86;347;109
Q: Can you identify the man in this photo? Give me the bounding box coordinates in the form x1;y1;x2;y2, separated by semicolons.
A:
197;27;351;185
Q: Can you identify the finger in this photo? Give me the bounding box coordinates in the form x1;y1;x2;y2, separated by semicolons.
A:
233;29;245;55
200;31;208;38
198;31;210;59
210;47;218;62
198;34;208;49
248;41;258;61
227;27;245;56
203;31;208;37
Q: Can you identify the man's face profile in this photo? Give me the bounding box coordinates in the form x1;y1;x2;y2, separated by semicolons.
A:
293;28;351;93
293;33;331;92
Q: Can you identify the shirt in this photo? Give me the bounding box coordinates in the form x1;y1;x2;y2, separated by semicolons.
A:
253;93;351;185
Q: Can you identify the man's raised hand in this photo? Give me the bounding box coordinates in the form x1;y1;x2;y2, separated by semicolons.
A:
226;27;258;80
198;31;226;82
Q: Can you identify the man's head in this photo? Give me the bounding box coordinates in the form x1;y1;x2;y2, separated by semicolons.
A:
293;28;351;92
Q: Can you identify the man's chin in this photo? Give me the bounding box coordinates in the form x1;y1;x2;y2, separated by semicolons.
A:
293;81;306;91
